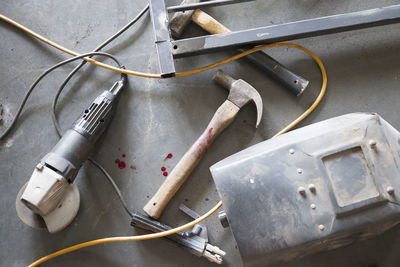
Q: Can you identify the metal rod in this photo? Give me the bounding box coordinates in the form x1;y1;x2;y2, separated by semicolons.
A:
167;0;255;13
237;47;309;96
149;0;176;77
171;5;400;57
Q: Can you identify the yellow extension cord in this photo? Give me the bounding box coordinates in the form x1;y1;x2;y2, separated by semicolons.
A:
0;13;327;267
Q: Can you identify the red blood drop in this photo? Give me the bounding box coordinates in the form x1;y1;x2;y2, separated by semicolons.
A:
184;198;189;202
161;166;166;171
166;153;173;159
118;161;126;169
206;128;213;143
115;159;120;164
163;172;168;176
122;154;126;158
205;198;209;201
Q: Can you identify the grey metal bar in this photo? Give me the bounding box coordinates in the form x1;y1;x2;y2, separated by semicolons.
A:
171;5;400;57
149;0;176;77
167;0;254;13
237;47;309;96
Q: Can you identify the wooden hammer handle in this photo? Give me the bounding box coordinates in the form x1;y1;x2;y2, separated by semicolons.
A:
143;100;240;219
192;9;230;34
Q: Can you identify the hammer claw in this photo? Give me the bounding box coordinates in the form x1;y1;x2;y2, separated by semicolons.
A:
213;70;263;128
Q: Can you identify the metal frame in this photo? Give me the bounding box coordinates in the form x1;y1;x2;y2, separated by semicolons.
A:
149;2;400;77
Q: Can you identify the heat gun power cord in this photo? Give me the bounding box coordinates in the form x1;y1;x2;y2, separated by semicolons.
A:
0;52;121;140
52;4;150;137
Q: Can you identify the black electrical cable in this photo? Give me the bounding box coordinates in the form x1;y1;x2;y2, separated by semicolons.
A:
88;158;134;218
0;51;121;140
52;4;149;137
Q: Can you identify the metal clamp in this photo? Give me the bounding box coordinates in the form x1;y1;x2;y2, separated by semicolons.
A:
131;204;226;264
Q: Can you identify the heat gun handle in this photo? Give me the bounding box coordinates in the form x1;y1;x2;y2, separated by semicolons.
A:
72;90;117;140
41;88;122;183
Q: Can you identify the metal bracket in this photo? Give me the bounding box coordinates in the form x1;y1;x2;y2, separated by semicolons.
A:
131;207;226;264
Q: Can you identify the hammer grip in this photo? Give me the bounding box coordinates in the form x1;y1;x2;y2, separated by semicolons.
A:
143;100;240;219
191;9;309;96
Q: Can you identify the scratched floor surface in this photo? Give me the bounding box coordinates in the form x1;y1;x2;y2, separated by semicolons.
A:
0;0;400;266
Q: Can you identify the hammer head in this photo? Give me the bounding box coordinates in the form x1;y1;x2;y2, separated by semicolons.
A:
169;0;201;39
213;70;263;127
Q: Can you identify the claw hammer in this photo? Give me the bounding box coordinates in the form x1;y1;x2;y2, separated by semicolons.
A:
144;70;262;219
169;0;309;96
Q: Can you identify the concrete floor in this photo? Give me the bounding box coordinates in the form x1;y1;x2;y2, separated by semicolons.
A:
0;0;399;266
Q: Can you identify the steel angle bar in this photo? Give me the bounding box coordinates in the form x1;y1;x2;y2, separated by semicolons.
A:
171;5;400;57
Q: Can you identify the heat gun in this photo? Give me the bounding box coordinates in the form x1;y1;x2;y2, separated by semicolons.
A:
16;74;127;233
